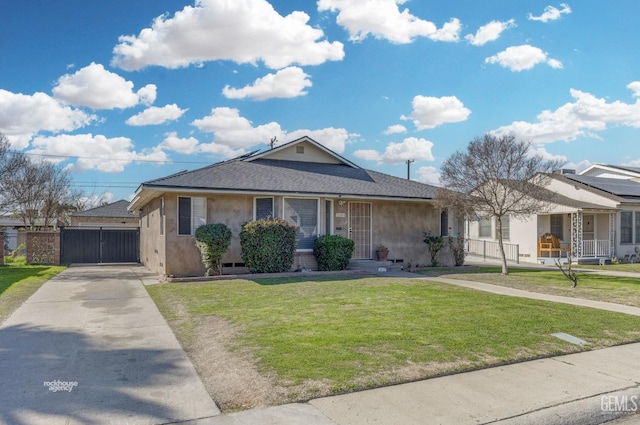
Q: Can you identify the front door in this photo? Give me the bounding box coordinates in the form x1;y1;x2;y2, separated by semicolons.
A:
349;202;371;259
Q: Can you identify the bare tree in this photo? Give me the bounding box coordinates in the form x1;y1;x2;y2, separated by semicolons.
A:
0;133;27;213
437;134;562;275
3;158;77;229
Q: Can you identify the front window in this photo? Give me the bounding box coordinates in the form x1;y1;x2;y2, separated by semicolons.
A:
621;211;633;244
255;197;274;220
284;198;318;250
178;196;206;236
550;215;563;240
636;212;640;244
496;215;510;240
479;217;492;238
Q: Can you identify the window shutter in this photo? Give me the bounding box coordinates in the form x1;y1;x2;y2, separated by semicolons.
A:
192;197;207;232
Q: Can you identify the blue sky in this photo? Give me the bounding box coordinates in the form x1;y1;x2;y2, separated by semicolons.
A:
2;0;640;204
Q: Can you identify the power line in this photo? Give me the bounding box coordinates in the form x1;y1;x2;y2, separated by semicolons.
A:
24;152;212;165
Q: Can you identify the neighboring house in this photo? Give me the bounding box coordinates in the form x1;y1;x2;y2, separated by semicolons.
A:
467;165;640;264
0;216;63;252
70;200;139;228
129;136;458;277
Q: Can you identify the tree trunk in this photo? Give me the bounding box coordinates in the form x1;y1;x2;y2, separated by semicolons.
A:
496;215;509;275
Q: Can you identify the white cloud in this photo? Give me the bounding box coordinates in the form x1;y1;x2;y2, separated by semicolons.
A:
563;159;592;174
0;89;95;149
52;62;156;109
126;104;188;126
353;137;434;164
222;67;312;101
493;84;640;143
401;95;471;130
112;0;344;71
27;133;167;173
465;19;515;46
384;124;407;135
528;145;567;162
528;4;572;22
192;107;284;148
416;166;441;186
159;132;200;154
318;0;460;44
627;81;640;97
485;45;562;71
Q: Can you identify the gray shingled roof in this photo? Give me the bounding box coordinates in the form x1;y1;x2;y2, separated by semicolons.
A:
73;200;137;218
142;158;438;199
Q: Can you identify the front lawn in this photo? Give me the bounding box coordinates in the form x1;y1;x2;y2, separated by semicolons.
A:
435;266;640;307
147;276;640;411
0;263;66;324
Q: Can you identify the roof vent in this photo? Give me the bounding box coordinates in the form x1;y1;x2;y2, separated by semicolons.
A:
296;146;305;154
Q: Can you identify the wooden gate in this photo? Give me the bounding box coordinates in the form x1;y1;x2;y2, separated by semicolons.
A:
60;227;139;264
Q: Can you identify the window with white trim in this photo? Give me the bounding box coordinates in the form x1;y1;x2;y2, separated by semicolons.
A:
550;215;563;240
325;200;333;235
621;211;632;244
636;212;640;244
478;217;492;238
497;215;510;240
159;198;164;236
284;198;318;250
178;196;207;236
255;197;274;220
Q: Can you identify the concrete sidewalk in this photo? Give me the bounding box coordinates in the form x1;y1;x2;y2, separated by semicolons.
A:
0;265;220;425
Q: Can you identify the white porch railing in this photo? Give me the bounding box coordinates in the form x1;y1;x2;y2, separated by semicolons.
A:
466;239;520;263
581;240;611;257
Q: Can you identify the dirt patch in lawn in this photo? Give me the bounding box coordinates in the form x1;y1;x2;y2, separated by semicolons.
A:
185;315;334;411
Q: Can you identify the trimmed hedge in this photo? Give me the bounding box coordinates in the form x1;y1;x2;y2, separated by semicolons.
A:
194;223;232;276
240;218;297;273
313;234;355;271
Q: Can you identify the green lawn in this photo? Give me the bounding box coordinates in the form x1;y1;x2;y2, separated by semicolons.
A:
0;262;66;324
148;276;640;403
576;263;640;273
434;266;640;307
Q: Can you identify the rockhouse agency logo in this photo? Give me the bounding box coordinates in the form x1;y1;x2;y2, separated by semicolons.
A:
43;380;78;393
601;395;639;413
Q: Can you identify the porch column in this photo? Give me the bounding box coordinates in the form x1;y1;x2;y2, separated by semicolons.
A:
609;213;616;257
571;212;583;259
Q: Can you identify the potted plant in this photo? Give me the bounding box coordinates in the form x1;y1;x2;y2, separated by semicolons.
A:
376;244;389;261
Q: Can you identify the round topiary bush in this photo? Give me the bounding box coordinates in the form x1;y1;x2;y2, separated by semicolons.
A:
194;223;232;276
313;234;355;271
240;218;297;273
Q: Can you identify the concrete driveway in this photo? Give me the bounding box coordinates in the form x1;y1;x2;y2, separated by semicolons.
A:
0;265;220;425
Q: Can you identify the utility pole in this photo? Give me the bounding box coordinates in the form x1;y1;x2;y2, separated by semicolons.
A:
406;159;415;180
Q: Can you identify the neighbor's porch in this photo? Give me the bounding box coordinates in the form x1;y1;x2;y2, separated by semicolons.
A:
537;211;615;265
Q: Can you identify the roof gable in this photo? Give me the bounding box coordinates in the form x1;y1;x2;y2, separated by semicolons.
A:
246;136;360;169
580;164;640;179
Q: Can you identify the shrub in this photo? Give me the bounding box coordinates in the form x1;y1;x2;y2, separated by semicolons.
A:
447;236;466;266
314;235;355;271
240;218;297;273
423;232;444;267
194;223;232;276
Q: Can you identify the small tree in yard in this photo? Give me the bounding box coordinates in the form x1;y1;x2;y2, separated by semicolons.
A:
194;224;232;276
437;134;562;275
423;232;444;267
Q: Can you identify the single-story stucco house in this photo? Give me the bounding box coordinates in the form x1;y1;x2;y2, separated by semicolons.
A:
467;165;640;264
129;136;459;277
